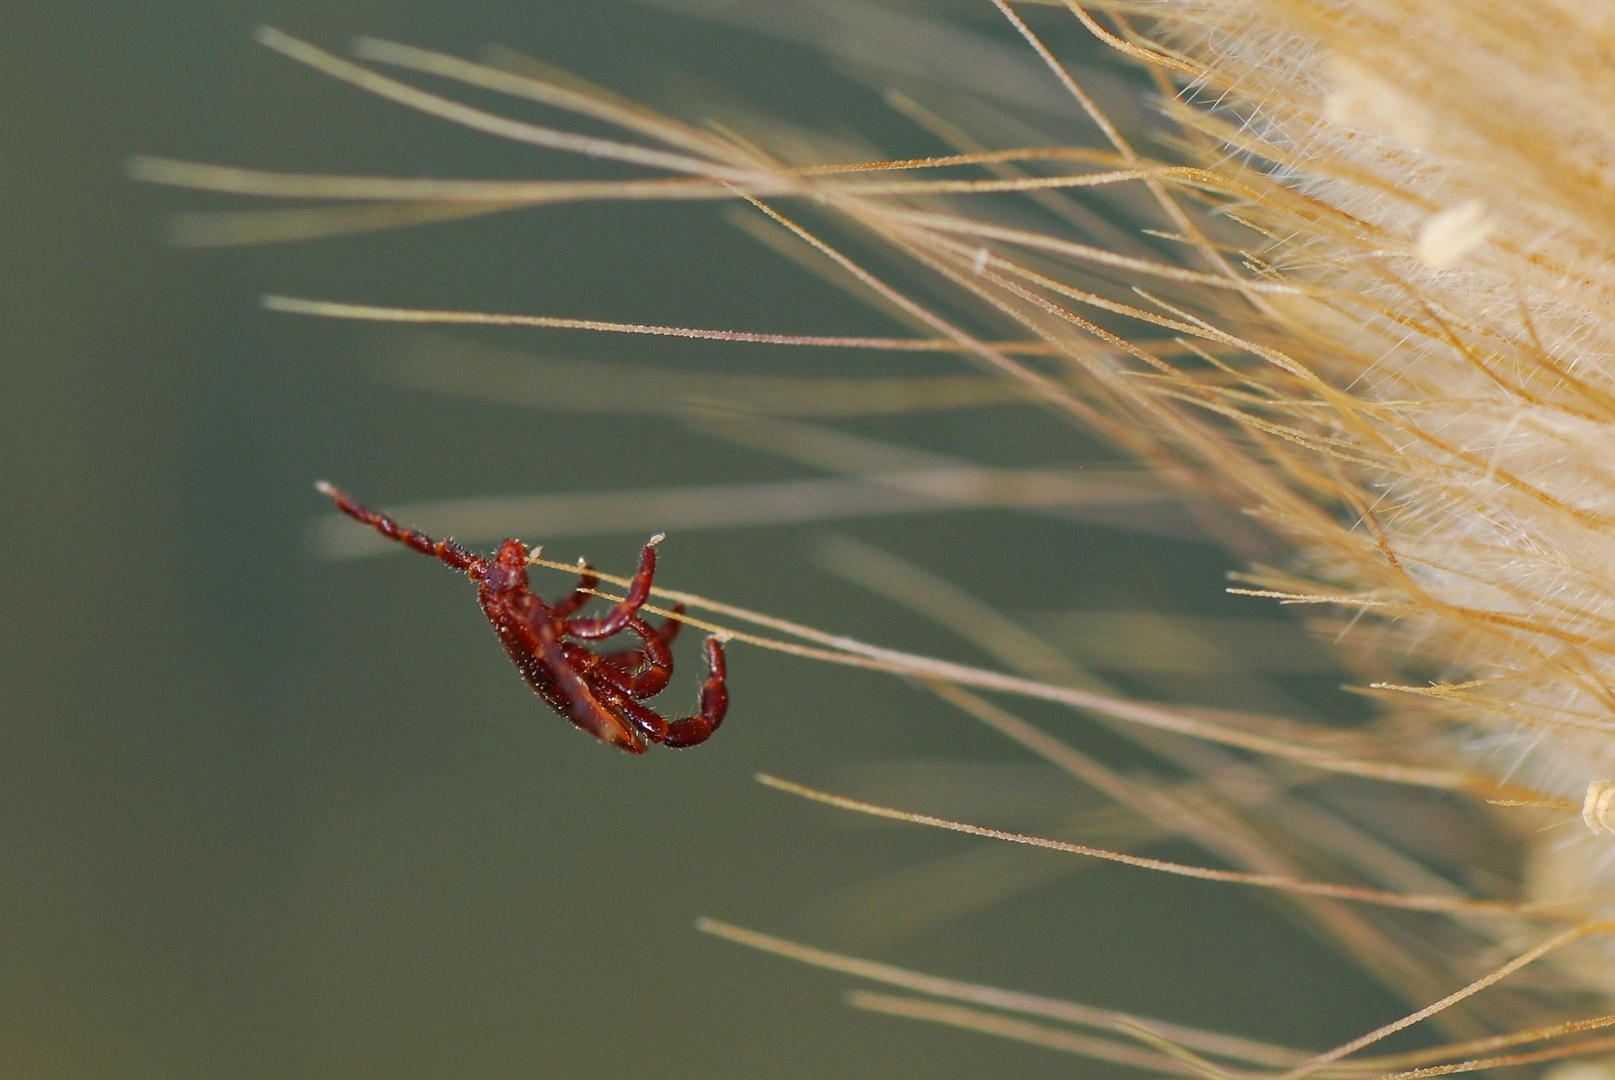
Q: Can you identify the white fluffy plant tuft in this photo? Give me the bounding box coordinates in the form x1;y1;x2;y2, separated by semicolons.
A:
1146;0;1615;892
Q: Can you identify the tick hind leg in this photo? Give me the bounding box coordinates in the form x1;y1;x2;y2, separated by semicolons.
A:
585;637;727;748
598;604;685;673
594;684;669;745
663;638;728;749
579;616;673;699
651;604;685;649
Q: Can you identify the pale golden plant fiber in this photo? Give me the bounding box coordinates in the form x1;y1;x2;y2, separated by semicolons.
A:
132;0;1615;1074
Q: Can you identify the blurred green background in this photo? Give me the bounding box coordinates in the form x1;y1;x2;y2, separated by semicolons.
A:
2;1;1406;1076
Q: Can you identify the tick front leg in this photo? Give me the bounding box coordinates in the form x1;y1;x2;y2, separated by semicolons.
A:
317;482;478;573
562;536;661;641
663;638;728;749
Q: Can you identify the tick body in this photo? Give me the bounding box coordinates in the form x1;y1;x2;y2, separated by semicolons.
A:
318;482;728;753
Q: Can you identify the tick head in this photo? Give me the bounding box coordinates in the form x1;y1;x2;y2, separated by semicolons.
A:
476;539;530;595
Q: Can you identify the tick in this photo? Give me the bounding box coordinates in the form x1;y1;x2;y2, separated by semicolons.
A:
318;482;728;753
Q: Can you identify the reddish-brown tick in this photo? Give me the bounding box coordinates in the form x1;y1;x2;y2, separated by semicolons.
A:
318;482;728;753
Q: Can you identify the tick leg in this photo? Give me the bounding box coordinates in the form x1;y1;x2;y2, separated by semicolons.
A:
653;604;685;649
508;597;646;754
576;616;672;699
547;564;599;619
593;682;671;744
664;638;728;749
599;604;684;671
318;482;479;573
562;537;660;641
557;642;642;692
